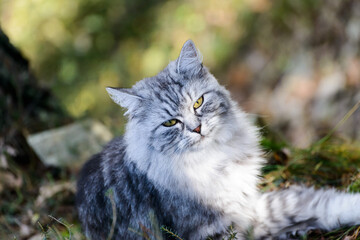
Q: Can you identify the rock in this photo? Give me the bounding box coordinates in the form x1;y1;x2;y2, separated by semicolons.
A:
27;119;112;168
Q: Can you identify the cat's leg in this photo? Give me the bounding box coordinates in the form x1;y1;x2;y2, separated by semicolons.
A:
252;186;360;239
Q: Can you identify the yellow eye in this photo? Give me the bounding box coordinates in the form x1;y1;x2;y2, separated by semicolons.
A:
193;96;204;109
162;119;178;127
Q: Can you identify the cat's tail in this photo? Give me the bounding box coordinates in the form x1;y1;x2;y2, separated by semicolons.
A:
253;186;360;239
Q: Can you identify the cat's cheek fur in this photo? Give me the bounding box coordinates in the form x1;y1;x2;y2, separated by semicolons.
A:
203;111;236;146
123;121;153;172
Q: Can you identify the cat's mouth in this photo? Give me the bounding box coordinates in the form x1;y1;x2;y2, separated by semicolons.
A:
195;135;205;144
185;127;217;152
191;133;209;149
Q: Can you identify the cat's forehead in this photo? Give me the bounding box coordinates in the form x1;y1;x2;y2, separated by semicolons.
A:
137;69;210;104
128;61;221;120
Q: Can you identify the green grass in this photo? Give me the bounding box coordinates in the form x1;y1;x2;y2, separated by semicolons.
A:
261;138;360;190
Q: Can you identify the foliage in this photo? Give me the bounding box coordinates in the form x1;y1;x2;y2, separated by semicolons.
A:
4;0;351;132
261;139;360;190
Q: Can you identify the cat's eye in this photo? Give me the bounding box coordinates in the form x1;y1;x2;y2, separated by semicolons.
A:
193;96;204;109
162;119;178;127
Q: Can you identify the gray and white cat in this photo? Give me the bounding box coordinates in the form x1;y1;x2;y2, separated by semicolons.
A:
76;40;360;239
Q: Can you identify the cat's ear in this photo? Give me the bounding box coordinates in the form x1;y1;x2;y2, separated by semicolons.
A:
106;87;142;113
176;39;203;78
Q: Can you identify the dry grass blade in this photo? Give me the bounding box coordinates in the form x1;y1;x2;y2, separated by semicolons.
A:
349;225;360;239
160;226;183;240
106;188;117;240
316;100;360;147
48;215;73;240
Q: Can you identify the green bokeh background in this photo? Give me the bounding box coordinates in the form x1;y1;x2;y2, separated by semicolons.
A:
2;0;358;145
1;0;317;133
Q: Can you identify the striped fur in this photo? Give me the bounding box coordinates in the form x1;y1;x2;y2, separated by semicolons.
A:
76;40;360;239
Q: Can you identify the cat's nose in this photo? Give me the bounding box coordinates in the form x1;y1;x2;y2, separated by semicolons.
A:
193;125;201;134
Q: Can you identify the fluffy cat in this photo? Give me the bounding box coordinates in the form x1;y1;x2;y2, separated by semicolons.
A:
76;40;360;239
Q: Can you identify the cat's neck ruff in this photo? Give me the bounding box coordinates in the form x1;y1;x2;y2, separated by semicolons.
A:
124;108;264;205
126;117;264;231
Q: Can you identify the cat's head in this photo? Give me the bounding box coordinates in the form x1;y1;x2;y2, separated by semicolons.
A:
107;40;242;157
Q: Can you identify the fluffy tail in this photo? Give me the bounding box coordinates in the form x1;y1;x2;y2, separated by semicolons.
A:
253;186;360;239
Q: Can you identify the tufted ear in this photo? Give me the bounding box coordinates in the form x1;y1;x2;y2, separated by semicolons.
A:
106;87;143;114
176;40;203;78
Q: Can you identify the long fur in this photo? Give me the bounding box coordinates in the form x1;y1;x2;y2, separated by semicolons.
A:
76;40;360;240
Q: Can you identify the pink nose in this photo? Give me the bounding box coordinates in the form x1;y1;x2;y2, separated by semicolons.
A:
193;125;201;134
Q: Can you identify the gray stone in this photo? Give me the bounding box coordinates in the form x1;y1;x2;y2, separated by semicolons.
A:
27;119;113;168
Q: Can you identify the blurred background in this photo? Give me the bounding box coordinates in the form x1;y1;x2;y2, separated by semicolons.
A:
2;0;360;145
1;0;360;239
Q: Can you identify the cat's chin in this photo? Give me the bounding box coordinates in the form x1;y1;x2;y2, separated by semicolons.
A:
191;122;237;152
188;134;213;152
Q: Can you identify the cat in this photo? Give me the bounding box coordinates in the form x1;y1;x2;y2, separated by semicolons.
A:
76;40;360;240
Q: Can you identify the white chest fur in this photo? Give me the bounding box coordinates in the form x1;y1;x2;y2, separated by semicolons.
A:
144;141;263;232
181;149;262;229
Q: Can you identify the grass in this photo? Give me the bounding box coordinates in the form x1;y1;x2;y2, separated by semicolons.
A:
261;138;360;190
37;215;74;240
